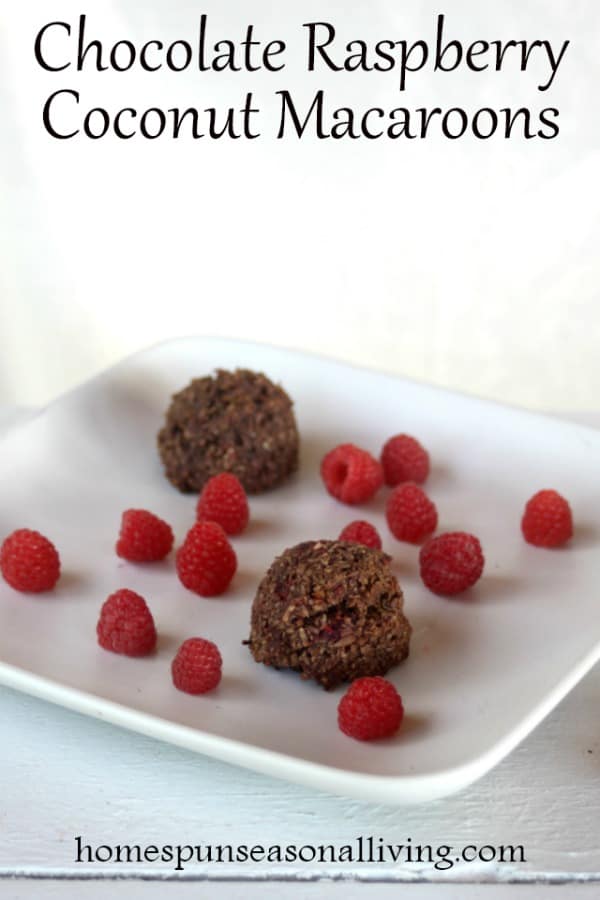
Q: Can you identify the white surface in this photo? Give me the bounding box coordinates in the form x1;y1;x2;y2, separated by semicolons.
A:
7;885;600;899
0;338;599;808
1;0;600;410
0;664;598;879
0;406;598;893
5;885;600;900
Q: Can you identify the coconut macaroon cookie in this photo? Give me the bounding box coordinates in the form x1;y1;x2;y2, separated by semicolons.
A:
157;369;299;493
247;540;411;690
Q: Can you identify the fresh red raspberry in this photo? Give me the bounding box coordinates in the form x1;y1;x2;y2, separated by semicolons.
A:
116;509;174;562
172;637;222;694
521;489;573;548
176;521;237;596
96;588;157;656
338;676;404;741
381;434;430;486
320;443;383;505
338;520;382;549
386;482;438;543
0;529;60;593
419;531;484;596
196;473;249;536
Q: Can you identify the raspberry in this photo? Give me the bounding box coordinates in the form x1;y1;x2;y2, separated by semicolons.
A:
172;637;222;694
320;443;383;505
116;509;174;562
196;472;249;536
96;588;157;656
0;529;60;593
419;532;484;596
338;676;404;741
381;434;430;486
338;520;382;550
521;489;573;548
176;521;237;596
386;482;438;543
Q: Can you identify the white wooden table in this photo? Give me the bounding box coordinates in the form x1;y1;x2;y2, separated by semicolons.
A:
1;408;598;898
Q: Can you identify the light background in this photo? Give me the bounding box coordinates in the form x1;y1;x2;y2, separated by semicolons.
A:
1;0;598;410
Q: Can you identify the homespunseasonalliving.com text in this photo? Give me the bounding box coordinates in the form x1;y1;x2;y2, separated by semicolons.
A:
74;835;527;871
34;14;570;141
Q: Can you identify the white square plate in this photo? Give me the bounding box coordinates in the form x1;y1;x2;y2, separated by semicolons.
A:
0;337;598;804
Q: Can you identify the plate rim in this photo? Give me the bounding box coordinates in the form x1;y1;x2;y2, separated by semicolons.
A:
19;333;600;444
1;638;599;805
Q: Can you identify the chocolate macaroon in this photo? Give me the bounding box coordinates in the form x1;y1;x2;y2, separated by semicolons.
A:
247;540;411;690
157;369;299;493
